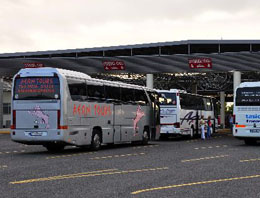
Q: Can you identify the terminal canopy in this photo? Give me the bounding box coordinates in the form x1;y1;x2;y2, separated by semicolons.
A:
1;40;260;77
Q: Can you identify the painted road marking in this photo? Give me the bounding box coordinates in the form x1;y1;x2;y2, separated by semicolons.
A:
181;155;229;162
90;153;145;160
186;136;222;142
131;174;260;195
194;145;228;150
0;150;28;155
10;167;168;185
240;158;260;163
46;152;96;159
133;145;159;149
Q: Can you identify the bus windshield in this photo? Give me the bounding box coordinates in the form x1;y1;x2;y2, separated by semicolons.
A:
14;77;60;100
236;87;260;106
159;92;177;105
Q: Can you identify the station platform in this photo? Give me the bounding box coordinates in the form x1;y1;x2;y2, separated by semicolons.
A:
216;128;232;134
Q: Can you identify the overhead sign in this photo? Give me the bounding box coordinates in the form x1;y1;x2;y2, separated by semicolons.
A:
189;58;212;69
23;63;44;68
103;61;125;71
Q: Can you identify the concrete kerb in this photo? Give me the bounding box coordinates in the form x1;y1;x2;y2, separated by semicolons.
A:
216;128;232;134
0;128;10;134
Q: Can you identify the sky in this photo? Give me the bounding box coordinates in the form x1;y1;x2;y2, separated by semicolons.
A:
1;0;260;53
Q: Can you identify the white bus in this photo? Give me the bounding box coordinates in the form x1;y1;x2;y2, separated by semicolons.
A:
233;82;260;145
11;67;160;151
158;89;217;139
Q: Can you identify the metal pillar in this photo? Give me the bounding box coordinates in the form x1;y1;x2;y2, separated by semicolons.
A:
220;91;225;128
146;74;154;89
191;82;197;94
233;71;241;97
0;78;3;128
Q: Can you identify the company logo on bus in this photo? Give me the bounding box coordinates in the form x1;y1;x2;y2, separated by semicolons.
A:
28;105;50;129
246;114;260;123
246;114;260;119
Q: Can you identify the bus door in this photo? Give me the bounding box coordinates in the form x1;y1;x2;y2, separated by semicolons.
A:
149;91;161;140
113;103;121;142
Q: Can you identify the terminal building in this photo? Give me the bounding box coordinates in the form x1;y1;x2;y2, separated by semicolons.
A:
1;40;260;128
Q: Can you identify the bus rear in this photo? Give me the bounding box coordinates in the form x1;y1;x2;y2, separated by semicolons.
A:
11;68;65;150
233;82;260;144
158;90;180;138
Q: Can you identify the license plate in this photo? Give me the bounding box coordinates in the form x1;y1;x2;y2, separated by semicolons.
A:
249;129;260;133
25;131;47;136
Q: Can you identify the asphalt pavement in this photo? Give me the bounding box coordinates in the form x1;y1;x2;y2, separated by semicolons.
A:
0;131;260;198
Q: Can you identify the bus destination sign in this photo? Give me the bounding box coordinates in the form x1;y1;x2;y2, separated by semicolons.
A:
189;58;212;69
16;77;58;95
103;61;125;71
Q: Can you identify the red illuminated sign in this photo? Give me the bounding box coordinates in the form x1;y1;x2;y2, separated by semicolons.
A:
17;78;55;94
103;61;125;71
23;63;44;68
189;58;212;69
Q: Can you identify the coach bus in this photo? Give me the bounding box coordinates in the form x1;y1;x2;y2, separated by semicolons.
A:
158;89;217;139
233;82;260;145
10;67;160;151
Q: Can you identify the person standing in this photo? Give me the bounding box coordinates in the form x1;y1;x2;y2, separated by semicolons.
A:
207;116;212;139
200;115;205;140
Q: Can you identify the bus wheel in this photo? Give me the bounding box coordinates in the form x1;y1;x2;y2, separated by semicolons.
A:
91;130;101;151
44;144;65;152
142;130;149;145
159;134;167;140
244;139;257;145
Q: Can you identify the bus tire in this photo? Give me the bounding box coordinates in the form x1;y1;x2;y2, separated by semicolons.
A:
44;144;65;152
244;139;257;145
142;130;149;145
159;134;168;140
91;129;102;151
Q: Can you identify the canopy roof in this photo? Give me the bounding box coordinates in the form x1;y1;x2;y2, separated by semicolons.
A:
1;40;260;77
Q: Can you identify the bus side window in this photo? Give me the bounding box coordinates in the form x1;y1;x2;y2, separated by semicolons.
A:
104;85;121;103
180;94;187;109
67;79;87;101
87;84;105;101
135;89;148;105
121;88;135;104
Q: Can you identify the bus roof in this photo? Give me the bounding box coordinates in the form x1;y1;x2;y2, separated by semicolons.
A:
15;67;156;92
238;82;260;88
17;67;91;79
157;89;214;99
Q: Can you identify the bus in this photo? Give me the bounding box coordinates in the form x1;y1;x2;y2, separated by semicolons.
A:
10;67;160;151
157;89;218;139
233;82;260;145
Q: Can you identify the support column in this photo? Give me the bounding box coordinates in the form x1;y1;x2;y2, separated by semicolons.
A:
233;71;241;97
0;78;3;128
191;81;197;94
146;74;154;89
220;91;225;129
